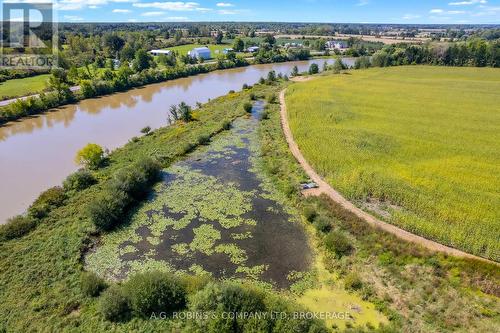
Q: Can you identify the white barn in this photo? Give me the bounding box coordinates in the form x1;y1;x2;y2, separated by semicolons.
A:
149;49;172;56
188;47;211;60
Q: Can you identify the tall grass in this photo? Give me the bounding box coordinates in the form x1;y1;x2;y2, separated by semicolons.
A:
286;66;500;261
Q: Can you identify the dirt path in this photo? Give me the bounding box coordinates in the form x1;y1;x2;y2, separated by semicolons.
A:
279;87;498;265
0;86;80;107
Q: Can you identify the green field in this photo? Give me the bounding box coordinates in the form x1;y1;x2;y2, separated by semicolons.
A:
0;74;50;99
286;66;500;260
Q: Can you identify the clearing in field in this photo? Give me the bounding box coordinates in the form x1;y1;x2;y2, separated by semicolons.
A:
0;74;50;100
286;66;500;261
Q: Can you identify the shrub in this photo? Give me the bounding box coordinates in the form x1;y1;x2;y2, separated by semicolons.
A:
324;230;353;258
110;167;148;200
75;143;105;170
197;134;211;145
222;120;232;130
267;94;277;104
0;215;37;242
28;186;66;219
63;170;96;193
249;92;256;100
81;271;107;297
308;63;319;75
344;272;363;290
303;206;317;222
243;102;253;113
314;216;331;234
260;110;269;120
135;157;162;184
87;189;128;231
124;271;187;318
99;285;130;322
242;83;249;90
141;126;151;135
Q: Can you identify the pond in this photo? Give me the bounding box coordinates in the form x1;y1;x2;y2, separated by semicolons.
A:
85;101;311;288
0;58;355;223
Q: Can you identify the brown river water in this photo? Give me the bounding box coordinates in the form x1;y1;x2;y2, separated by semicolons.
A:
0;58;354;223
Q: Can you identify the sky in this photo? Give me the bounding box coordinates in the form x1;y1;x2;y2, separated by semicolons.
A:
6;0;500;23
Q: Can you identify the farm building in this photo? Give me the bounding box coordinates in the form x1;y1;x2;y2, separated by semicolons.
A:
325;41;347;50
188;47;211;60
149;49;172;56
247;46;260;53
223;48;234;54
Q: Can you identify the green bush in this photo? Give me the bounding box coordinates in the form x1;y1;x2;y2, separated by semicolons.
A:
99;285;130;322
314;216;331;234
63;170;96;193
344;272;363;290
124;271;187;318
0;215;37;242
81;271;107;297
110;167;148;200
324;230;353;258
87;189;128;231
303;206;317;222
28;186;66;219
267;94;277;104
243;102;253;113
308;63;319;75
222;120;232;130
197;134;211;145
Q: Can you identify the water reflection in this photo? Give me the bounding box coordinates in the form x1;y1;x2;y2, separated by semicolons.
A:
0;58;353;223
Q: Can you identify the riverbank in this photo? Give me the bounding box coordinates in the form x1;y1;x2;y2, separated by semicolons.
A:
0;55;335;126
1;78;498;332
0;58;348;224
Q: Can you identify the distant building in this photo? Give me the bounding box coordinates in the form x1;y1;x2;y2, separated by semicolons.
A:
223;48;234;54
149;49;172;56
247;46;260;53
112;58;121;70
188;47;211;60
284;42;303;48
325;41;347;50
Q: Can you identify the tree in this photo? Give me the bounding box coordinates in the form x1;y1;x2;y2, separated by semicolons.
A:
178;102;193;122
233;37;245;52
48;68;72;102
75;143;104;170
104;34;125;56
308;63;319;75
291;65;299;76
263;34;276;45
322;61;329;72
332;57;346;73
133;49;152;72
214;30;224;44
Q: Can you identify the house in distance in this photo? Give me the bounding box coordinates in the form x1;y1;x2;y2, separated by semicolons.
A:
149;49;172;56
188;47;211;60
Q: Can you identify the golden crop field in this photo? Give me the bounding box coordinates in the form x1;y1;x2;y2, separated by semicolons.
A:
286;66;500;261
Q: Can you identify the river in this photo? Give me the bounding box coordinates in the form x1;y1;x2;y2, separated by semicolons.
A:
0;58;354;223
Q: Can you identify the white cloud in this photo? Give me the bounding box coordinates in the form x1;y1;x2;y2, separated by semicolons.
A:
218;9;238;14
430;9;467;14
133;1;201;11
449;0;486;5
141;11;166;16
112;9;131;13
128;18;138;22
64;15;84;21
56;0;137;11
402;14;421;20
356;0;370;6
166;16;189;20
216;2;234;7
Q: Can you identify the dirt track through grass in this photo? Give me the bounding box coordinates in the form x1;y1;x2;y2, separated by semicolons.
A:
280;73;499;264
